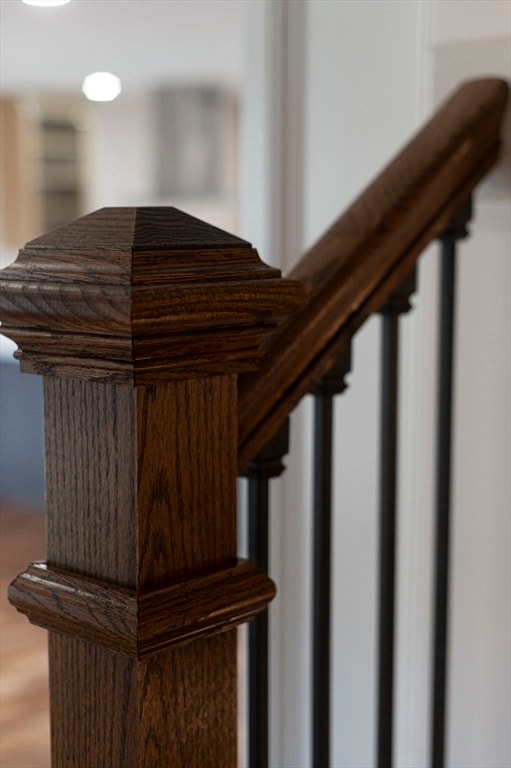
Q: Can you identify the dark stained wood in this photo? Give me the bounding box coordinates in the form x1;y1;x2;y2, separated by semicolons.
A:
0;208;302;767
44;378;137;585
9;559;275;657
238;78;509;467
0;207;305;383
42;376;242;588
42;374;244;768
134;378;237;586
21;206;252;256
48;631;238;768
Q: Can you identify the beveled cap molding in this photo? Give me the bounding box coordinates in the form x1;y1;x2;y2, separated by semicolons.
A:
8;560;276;658
0;207;305;383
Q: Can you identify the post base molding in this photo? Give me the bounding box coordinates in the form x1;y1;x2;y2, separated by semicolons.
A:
9;559;275;657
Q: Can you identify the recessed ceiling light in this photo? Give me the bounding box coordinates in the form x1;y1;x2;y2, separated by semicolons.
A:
82;72;122;103
22;0;72;6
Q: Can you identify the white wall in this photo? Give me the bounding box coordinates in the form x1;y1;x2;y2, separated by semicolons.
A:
240;1;429;766
433;0;511;44
298;4;426;766
0;0;243;93
241;1;510;766
430;4;511;767
449;199;511;768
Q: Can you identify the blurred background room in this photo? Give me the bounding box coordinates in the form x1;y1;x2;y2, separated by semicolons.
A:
0;1;509;767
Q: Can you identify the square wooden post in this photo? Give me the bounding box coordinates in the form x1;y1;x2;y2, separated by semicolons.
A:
0;207;304;767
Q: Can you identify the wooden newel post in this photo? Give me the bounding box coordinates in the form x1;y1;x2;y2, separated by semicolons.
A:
0;208;304;767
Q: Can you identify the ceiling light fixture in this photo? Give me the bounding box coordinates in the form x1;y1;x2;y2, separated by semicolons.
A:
82;72;122;103
22;0;72;6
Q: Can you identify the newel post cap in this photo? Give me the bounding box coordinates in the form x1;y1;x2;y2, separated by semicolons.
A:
0;207;305;383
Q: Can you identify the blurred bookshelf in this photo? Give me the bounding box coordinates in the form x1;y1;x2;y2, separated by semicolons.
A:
0;95;90;254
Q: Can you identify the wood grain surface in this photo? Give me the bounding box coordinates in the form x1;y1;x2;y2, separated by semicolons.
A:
238;78;509;467
0;208;302;765
9;559;275;657
48;631;237;768
0;207;305;382
40;376;246;767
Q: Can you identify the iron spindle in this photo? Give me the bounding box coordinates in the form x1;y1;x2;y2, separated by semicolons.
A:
247;474;270;768
242;420;290;768
377;272;416;768
311;346;352;768
431;199;472;768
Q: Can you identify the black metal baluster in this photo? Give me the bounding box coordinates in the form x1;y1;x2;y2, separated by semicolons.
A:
431;199;472;768
311;345;352;768
242;420;290;768
377;272;416;768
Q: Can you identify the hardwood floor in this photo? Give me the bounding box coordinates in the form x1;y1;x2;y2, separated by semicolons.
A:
0;502;50;768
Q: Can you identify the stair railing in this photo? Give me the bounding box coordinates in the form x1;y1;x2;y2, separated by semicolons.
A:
0;77;508;767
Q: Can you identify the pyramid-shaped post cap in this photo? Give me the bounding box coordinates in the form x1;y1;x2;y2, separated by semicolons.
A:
0;207;305;384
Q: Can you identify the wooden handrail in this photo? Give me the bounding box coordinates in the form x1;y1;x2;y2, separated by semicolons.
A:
0;77;508;768
238;78;509;470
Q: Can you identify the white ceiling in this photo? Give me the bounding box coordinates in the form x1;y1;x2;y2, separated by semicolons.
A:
0;0;245;94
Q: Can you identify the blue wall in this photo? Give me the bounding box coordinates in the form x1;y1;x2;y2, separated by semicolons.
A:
0;361;45;506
